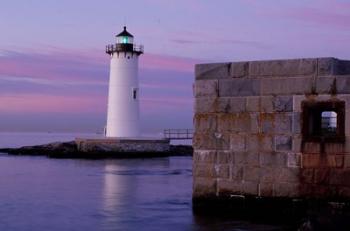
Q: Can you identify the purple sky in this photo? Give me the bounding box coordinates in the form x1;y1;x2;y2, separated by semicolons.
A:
1;0;350;133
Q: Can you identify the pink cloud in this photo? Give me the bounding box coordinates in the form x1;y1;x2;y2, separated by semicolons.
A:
287;7;350;28
0;47;195;132
141;53;198;73
0;48;198;84
0;94;106;114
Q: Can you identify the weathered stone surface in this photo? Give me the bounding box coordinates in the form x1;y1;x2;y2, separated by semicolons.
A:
315;77;336;94
235;152;260;166
273;96;293;112
195;63;230;80
330;169;350;187
302;154;320;168
231;165;244;181
260;152;287;167
217;113;253;133
277;168;299;183
194;98;216;113
246;96;260;112
259;183;273;197
318;58;350;76
318;57;337;76
324;143;345;154
303;142;321;154
244;166;261;181
336;60;350;75
275;135;292;151
260;96;274;112
344;155;350;168
250;113;260;133
274;113;293;134
335;76;350;94
261;77;314;95
247;135;274;152
260;113;274;134
215;164;230;178
292;95;305;112
193;133;216;150
230;134;246;152
338;95;350;109
325;155;344;168
346;110;350;137
292;136;302;152
249;58;316;77
314;168;331;184
230;61;249;78
194;79;218;97
216;150;233;164
242;181;259;195
193;132;230;151
194;114;217;133
292;112;301;134
300;169;314;184
193;150;217;164
259;166;276;183
194;164;216;177
219;78;261;97
193;177;217;197
273;183;299;197
193;57;350;205
215;97;246;113
287;153;301;167
217;179;242;195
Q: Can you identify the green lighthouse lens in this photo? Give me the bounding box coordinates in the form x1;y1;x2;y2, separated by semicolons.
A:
122;37;128;44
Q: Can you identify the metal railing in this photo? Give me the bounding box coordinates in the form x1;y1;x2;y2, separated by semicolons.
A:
164;129;193;140
105;44;144;54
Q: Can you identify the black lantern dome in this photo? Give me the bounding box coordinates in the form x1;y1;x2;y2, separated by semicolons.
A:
116;26;134;44
106;26;143;55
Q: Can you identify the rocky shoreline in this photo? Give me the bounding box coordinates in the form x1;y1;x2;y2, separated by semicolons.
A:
0;141;193;159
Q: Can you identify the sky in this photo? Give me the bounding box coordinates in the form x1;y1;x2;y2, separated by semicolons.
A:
0;0;350;134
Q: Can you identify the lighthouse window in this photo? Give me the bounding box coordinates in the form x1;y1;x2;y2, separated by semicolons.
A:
132;88;138;100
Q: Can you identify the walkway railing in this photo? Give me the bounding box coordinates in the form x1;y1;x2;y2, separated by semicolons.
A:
164;129;193;140
105;44;144;54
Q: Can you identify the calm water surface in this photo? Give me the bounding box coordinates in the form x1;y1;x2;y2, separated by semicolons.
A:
0;133;283;231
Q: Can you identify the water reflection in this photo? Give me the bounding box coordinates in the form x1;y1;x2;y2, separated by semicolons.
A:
102;162;125;228
0;153;284;231
101;158;194;230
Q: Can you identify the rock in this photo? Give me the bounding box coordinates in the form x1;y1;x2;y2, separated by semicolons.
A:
0;142;193;158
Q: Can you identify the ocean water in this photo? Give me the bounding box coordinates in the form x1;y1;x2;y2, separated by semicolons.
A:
0;133;283;231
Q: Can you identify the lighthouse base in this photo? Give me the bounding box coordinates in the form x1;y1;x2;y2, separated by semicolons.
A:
75;137;170;156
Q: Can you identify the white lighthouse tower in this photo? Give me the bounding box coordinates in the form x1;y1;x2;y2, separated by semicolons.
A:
105;27;144;137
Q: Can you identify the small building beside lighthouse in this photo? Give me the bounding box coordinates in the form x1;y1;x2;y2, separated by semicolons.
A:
105;27;144;138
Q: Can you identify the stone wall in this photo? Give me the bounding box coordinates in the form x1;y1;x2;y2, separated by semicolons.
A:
76;138;170;153
193;57;350;202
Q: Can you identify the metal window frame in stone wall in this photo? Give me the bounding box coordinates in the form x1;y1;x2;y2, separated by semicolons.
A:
301;100;345;143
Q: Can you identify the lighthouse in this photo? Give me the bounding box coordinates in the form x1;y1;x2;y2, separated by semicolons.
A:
105;27;144;137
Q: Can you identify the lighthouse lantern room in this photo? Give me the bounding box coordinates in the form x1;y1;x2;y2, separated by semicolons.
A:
105;27;144;138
